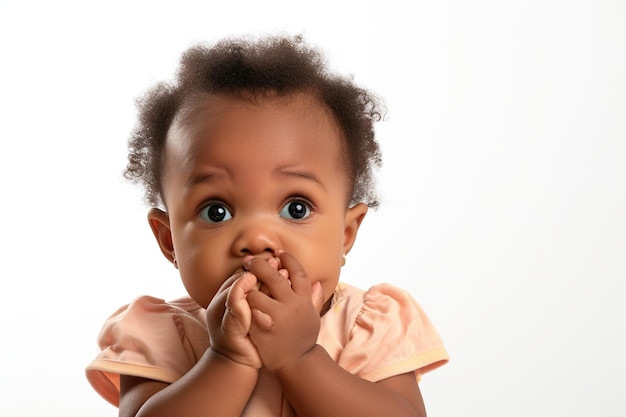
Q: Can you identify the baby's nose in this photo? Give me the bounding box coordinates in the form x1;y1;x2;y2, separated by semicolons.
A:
232;221;281;257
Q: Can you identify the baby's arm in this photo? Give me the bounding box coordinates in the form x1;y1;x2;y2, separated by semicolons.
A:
246;252;427;417
275;348;426;417
118;272;261;417
119;349;257;417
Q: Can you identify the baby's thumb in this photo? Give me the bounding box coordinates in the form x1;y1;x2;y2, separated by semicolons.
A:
311;281;325;312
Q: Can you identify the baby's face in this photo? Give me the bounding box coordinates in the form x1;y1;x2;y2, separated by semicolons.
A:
154;92;367;308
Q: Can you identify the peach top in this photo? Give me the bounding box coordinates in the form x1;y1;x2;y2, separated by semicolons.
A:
86;282;448;416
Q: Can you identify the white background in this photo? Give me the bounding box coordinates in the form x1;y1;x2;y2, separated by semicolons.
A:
1;1;624;416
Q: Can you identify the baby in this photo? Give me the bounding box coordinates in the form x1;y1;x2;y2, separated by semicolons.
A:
86;34;448;417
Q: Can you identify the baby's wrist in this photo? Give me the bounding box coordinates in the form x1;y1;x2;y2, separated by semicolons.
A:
208;346;262;370
273;343;321;376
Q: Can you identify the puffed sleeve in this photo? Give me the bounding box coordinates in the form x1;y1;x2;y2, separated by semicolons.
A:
333;284;448;382
85;296;209;407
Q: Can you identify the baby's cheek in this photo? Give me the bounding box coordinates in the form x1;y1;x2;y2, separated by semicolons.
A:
320;267;342;296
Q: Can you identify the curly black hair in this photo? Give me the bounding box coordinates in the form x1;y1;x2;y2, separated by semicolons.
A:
124;34;384;208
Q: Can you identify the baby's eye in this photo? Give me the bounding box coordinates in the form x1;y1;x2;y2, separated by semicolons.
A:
199;203;232;223
279;200;312;220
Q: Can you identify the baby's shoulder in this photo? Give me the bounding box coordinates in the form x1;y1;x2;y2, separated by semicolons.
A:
105;294;202;320
334;282;419;312
96;295;207;347
87;296;210;404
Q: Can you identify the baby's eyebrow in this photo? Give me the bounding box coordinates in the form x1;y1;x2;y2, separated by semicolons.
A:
275;168;326;191
187;171;223;187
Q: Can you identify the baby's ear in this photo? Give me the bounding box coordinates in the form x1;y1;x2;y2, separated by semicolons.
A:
147;208;175;265
343;203;368;256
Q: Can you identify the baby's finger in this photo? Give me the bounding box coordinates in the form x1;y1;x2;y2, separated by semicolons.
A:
225;272;257;316
207;270;248;327
266;256;281;270
245;256;292;300
276;251;310;296
258;283;272;296
247;287;279;317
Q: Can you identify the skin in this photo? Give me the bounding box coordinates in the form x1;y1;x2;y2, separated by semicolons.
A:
118;92;427;417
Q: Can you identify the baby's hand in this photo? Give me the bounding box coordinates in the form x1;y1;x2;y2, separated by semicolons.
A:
206;270;263;369
245;251;325;373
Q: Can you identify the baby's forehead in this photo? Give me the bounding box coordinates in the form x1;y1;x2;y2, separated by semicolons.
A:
165;91;352;179
172;89;335;133
171;91;346;146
